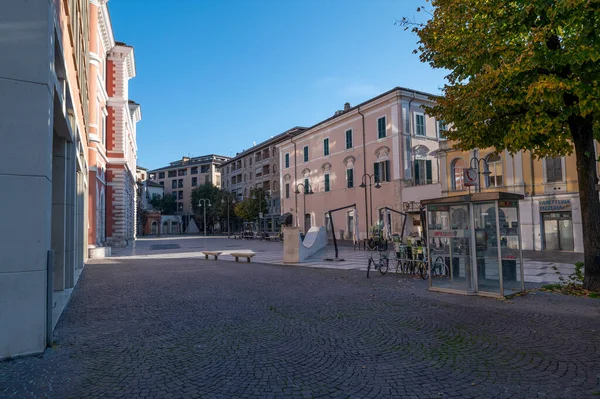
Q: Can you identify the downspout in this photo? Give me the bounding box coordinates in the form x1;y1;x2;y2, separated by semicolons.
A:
357;106;369;239
529;151;536;251
407;93;416;182
290;134;299;228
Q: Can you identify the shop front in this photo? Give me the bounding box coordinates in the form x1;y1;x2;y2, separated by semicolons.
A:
422;192;525;298
539;199;574;251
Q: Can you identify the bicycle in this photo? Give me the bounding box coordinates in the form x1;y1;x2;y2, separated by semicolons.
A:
367;247;389;278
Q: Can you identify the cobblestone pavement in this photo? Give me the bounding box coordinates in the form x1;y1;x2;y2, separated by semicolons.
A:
1;258;599;399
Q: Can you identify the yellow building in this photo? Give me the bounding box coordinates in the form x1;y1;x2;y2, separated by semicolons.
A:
438;141;600;253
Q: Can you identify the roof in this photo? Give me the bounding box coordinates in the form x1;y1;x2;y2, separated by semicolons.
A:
148;154;231;173
294;86;439;139
145;180;163;188
136;165;148;171
220;126;308;167
114;41;132;48
421;192;524;206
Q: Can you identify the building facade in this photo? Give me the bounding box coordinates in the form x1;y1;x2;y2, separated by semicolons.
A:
149;154;229;216
438;142;600;253
220;127;306;233
278;87;446;239
0;0;91;359
104;43;141;246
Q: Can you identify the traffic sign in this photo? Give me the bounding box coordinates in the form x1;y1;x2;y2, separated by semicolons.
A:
464;168;478;186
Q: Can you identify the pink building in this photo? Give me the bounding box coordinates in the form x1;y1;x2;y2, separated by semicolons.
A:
87;2;141;251
278;87;445;240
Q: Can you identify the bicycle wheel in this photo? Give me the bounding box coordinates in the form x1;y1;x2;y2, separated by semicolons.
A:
419;261;428;279
379;258;389;275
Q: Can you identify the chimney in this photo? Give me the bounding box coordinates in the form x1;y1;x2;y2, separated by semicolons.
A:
344;102;351;111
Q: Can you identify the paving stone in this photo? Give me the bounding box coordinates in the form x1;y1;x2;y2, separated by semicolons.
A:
0;257;599;398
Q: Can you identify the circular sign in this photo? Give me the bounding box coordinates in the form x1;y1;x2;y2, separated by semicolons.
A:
464;168;478;186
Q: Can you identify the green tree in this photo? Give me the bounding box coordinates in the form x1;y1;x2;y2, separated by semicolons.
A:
150;193;177;215
233;188;269;222
191;183;222;233
405;0;600;290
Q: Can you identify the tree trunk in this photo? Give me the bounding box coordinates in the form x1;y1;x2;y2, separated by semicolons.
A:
569;115;600;291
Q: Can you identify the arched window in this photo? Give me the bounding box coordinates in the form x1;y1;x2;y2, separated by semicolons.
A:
151;221;158;235
485;154;503;188
451;158;465;191
413;145;432;186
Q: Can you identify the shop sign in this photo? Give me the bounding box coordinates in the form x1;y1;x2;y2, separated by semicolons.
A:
539;199;571;212
427;205;449;211
431;230;459;237
498;201;519;207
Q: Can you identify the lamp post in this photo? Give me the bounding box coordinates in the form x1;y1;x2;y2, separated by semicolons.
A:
252;190;269;236
198;198;211;237
469;156;491;193
221;195;235;238
359;173;381;237
294;182;314;234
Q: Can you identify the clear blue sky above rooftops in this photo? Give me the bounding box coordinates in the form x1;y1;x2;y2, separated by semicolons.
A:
108;0;445;169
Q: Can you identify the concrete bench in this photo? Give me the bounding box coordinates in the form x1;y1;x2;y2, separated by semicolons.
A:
230;252;256;262
201;251;222;260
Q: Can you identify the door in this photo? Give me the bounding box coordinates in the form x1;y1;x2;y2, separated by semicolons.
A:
347;213;354;241
543;212;574;251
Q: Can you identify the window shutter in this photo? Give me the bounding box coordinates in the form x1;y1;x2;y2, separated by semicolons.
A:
554;157;562;182
374;162;380;182
546;158;555;182
414;160;420;181
385;160;390;182
426;160;432;183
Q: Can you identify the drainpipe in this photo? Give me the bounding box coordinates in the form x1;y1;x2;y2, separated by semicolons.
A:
290;134;299;228
407;93;416;182
357;106;369;239
529;151;536;251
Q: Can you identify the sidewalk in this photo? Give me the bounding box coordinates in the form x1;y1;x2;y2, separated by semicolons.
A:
110;236;580;284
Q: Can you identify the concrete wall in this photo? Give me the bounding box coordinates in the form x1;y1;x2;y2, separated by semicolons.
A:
0;0;55;358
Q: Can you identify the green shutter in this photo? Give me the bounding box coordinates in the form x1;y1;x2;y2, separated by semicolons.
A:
347;168;354;188
325;174;330;192
414;161;420;182
426;160;432;183
378;117;386;138
374;162;380;182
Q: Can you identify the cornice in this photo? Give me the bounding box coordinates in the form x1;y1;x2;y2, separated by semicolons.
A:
98;1;115;53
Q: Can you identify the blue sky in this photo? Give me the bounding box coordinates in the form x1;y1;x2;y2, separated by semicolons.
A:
108;0;446;170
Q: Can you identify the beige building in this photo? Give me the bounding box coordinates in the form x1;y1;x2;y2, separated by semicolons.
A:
220;127;306;233
438;141;600;253
149;155;228;215
278;87;446;239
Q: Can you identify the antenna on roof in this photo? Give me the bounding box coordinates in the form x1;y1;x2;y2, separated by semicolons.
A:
253;141;256;146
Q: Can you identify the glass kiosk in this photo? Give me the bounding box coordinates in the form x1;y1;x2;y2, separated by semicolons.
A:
422;192;525;297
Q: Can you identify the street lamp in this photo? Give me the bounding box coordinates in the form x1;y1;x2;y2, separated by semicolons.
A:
294;182;314;234
221;195;235;238
469;156;492;193
198;198;212;237
360;173;382;237
252;191;269;236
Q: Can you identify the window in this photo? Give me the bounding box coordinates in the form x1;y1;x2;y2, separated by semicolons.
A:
171;180;177;189
192;177;197;187
438;120;448;139
323;138;330;156
304;178;309;192
545;157;563;183
158;172;165;179
345;129;353;149
205;175;210;184
416;113;425;136
377;117;386;139
159;181;164;187
101;113;106;148
168;170;176;178
346;168;354;188
285;153;290;168
191;167;198;175
249;157;253;166
273;164;277;175
285;183;290;199
249;172;253;180
178;169;187;176
178;179;183;188
414;159;433;185
373;161;390;182
324;173;330;192
178;202;183;212
451;159;465;191
178;191;183;200
201;165;210;173
485;154;503;187
303;146;309;162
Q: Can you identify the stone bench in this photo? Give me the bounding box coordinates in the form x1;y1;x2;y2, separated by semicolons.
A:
201;251;222;260
230;252;256;262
